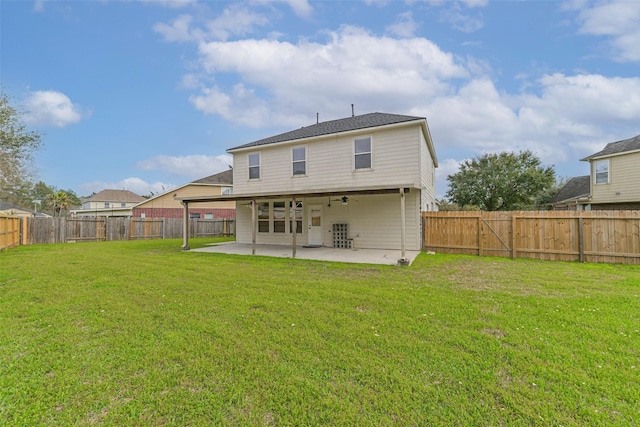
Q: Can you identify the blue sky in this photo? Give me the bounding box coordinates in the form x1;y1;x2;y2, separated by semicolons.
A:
3;0;639;198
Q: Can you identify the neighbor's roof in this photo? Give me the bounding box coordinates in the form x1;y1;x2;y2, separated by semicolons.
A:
228;112;426;151
581;134;640;161
0;201;51;217
191;169;233;185
86;189;145;203
550;176;590;205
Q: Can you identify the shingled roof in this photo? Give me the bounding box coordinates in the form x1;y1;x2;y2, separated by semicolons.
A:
86;189;145;203
191;169;233;185
228;112;425;151
581;134;640;161
550;175;590;205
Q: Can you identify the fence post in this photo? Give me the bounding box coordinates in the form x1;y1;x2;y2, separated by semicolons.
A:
477;215;482;256
511;214;517;259
578;217;585;263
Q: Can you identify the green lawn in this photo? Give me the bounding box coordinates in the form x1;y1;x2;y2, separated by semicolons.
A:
1;238;639;426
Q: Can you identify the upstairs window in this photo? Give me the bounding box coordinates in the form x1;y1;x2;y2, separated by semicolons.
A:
292;146;306;176
104;202;110;208
248;153;260;180
354;137;372;169
595;160;609;184
221;187;232;195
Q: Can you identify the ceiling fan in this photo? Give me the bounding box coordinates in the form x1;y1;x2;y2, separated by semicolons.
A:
328;196;357;206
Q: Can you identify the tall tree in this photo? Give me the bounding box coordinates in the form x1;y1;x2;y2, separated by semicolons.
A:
0;91;43;205
48;190;74;217
446;151;556;211
29;181;55;213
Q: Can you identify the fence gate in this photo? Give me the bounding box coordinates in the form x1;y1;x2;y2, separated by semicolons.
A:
65;218;107;242
130;218;164;240
480;216;512;257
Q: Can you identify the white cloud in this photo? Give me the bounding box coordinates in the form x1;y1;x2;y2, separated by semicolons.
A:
154;14;194;42
190;26;467;127
78;177;175;197
386;11;419;38
139;0;196;8
460;0;488;8
438;6;485;33
154;5;269;42
136;154;233;178
23;90;88;128
252;0;313;18
425;73;640;166
575;0;640;62
278;0;313;18
205;4;269;41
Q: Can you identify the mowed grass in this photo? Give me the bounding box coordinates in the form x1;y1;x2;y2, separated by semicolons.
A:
0;239;639;426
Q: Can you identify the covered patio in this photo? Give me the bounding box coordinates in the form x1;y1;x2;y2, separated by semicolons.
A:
176;184;419;265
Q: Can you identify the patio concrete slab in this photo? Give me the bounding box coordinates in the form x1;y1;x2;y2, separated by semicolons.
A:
190;243;420;266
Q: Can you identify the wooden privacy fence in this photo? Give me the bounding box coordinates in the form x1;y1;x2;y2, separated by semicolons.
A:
423;210;640;265
0;215;21;251
21;217;235;245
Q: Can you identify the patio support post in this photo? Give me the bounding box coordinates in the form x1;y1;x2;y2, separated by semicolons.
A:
291;196;297;258
251;199;256;256
181;201;190;250
399;188;407;264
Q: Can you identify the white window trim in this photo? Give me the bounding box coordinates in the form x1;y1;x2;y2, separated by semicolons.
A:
353;135;373;171
248;152;261;181
291;145;307;177
594;159;610;185
256;201;303;234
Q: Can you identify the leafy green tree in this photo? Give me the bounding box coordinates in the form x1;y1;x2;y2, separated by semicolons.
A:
48;190;74;217
532;177;570;210
0;91;43;205
436;198;480;212
28;181;55;212
446;151;556;211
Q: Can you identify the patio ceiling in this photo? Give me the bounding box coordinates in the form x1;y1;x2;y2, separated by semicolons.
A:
174;184;416;204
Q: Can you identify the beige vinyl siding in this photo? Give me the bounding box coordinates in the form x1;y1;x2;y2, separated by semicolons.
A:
235;192;421;251
233;124;423;195
419;131;437;212
137;185;236;209
591;151;640;204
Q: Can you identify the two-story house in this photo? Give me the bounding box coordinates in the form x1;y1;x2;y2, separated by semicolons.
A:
71;189;145;217
177;112;438;262
552;134;640;210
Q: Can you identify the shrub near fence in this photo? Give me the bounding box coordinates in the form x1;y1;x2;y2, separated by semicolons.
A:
0;215;21;251
423;210;640;265
22;217;235;245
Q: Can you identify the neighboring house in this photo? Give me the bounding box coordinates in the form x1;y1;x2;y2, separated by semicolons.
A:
554;134;640;211
177;112;438;260
71;189;145;217
0;201;51;218
132;170;235;219
550;176;590;210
